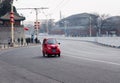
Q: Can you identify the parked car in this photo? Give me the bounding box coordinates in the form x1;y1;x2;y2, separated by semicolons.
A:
42;38;61;57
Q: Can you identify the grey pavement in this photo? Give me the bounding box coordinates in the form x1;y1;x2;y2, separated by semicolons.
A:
0;39;120;83
0;50;60;83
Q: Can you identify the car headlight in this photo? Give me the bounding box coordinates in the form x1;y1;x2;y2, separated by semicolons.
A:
47;47;51;49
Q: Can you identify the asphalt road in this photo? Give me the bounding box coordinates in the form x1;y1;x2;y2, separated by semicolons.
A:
0;39;120;83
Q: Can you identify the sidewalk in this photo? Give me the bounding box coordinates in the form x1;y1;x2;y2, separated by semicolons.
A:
0;43;41;51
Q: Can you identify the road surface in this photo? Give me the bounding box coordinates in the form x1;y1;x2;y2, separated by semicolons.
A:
0;39;120;83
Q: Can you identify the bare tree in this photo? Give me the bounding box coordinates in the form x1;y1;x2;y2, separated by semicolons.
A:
93;13;110;36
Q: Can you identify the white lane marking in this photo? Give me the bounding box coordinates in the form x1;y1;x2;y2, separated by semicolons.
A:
65;55;120;66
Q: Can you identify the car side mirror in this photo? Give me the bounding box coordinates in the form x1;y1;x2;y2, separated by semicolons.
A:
58;43;60;45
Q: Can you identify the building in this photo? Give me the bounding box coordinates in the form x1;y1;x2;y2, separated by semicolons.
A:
53;13;97;37
0;12;25;44
0;0;25;44
53;13;120;36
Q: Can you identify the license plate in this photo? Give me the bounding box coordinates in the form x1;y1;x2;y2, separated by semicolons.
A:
52;49;56;52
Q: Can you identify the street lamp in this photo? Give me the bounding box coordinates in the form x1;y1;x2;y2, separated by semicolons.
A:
97;17;101;36
45;15;49;34
35;8;39;40
89;16;92;37
63;21;69;37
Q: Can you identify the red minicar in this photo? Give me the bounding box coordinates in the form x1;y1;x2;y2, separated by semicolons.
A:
42;38;61;57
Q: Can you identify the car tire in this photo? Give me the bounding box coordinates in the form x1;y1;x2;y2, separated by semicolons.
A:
47;54;51;57
43;51;45;57
58;54;61;57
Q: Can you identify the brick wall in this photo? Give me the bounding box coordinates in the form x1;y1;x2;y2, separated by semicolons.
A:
0;26;24;44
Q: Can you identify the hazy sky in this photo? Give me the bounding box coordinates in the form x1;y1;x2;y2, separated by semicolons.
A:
14;0;120;21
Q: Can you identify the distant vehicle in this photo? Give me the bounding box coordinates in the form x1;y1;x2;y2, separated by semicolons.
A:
42;38;61;57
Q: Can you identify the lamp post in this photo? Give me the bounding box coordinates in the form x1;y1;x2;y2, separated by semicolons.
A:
89;16;92;37
97;17;101;36
10;0;14;47
64;21;67;36
63;21;68;37
35;8;39;40
45;15;49;34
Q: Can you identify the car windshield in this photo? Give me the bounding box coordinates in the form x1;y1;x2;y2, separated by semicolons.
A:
47;39;57;44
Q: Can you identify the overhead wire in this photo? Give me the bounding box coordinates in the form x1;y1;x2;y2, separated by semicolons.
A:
49;0;66;15
51;0;65;12
59;0;71;9
49;0;71;19
40;0;66;20
17;0;71;21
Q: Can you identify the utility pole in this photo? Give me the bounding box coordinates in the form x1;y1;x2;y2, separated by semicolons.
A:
45;15;49;34
35;8;39;39
46;18;49;34
10;0;14;46
17;7;48;41
41;11;50;34
63;21;68;37
89;16;92;37
98;17;101;36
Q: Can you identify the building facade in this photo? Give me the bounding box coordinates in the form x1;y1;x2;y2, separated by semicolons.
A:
0;0;25;44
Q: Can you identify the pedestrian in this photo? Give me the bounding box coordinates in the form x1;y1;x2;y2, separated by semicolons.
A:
35;37;38;43
21;38;23;45
17;38;20;44
8;37;11;47
26;38;30;45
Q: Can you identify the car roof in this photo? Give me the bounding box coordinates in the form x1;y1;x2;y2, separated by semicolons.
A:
43;38;56;40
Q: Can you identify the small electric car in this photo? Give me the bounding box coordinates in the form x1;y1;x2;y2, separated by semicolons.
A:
42;38;61;57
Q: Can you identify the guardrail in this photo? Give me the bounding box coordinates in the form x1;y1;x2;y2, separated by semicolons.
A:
38;35;120;48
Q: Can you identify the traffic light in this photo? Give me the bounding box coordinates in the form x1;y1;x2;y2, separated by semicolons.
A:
34;21;40;29
10;12;14;24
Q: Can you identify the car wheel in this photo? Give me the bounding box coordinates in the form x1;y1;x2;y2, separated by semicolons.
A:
47;54;51;57
58;54;61;57
43;51;45;57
